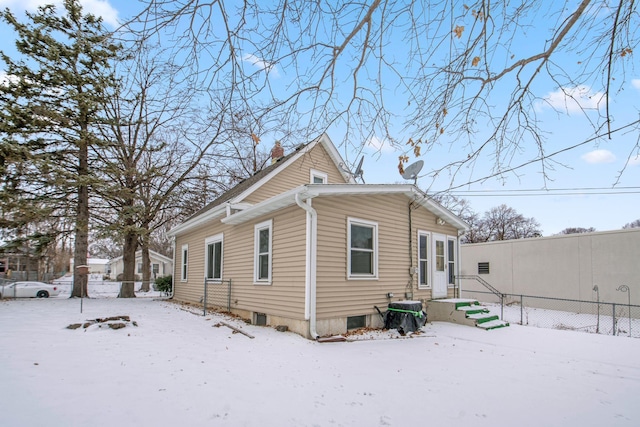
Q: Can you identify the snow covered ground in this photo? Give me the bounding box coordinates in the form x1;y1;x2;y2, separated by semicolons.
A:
1;291;639;426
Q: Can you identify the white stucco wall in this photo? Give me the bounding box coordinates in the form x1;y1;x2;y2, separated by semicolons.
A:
460;228;640;305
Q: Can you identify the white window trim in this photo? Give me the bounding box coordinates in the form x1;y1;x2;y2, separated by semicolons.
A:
181;244;188;282
447;236;457;288
347;217;378;280
254;220;273;284
310;169;328;184
417;230;431;289
205;233;224;281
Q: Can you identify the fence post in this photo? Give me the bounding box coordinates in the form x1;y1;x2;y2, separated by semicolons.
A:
500;294;504;320
612;303;616;336
520;294;523;325
595;297;600;334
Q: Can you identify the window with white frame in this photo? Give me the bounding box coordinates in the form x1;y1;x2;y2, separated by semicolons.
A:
181;244;188;281
254;220;272;283
310;169;328;184
348;218;378;278
418;232;429;288
447;238;456;285
205;234;223;281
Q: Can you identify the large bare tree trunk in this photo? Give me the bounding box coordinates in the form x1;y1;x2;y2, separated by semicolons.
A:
119;230;138;298
140;233;151;292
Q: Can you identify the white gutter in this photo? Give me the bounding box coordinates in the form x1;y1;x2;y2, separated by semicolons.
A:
168;204;227;237
295;193;319;340
457;231;464;298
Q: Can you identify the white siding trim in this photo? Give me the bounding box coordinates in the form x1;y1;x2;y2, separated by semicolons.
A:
310;169;328;184
347;217;379;280
447;236;457;288
417;230;431;289
180;244;188;282
204;233;224;281
254;219;273;284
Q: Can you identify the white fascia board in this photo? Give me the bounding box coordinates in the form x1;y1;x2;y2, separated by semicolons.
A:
167;205;227;237
409;187;469;231
228;184;411;224
231;134;355;204
222;186;313;225
149;251;174;264
220;183;468;231
306;184;469;231
317;133;356;184
305;183;412;196
229;202;253;211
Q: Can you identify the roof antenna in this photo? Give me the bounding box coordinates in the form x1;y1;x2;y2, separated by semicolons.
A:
340;155;365;183
401;160;424;185
353;155;365;183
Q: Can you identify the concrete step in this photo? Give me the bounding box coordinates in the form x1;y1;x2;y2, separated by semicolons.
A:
476;319;510;330
455;301;508;330
466;313;499;323
453;300;481;310
457;305;490;315
426;298;508;330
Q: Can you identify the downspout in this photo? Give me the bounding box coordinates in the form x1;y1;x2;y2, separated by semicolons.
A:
457;230;464;298
407;202;415;298
295;193;319;340
170;236;176;299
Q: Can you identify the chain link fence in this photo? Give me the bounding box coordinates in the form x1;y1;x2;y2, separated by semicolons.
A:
462;289;640;338
203;279;232;315
1;271;64;282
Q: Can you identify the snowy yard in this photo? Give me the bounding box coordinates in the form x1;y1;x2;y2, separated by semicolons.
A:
1;292;639;426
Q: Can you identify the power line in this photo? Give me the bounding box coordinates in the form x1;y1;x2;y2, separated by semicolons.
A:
444;186;640;197
449;190;640;197
427;118;640;195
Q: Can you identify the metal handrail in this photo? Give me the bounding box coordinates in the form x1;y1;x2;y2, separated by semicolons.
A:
456;275;504;319
457;275;502;298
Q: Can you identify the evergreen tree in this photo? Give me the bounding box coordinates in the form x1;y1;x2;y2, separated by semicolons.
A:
0;0;120;296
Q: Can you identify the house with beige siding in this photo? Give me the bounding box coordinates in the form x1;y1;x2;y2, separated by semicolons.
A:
168;134;468;338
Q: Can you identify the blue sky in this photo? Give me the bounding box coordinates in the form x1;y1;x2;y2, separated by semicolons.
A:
1;0;639;235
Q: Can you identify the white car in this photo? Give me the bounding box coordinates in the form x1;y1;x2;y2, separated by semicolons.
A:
0;281;62;298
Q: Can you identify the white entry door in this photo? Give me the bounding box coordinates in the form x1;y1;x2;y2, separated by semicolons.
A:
432;234;448;298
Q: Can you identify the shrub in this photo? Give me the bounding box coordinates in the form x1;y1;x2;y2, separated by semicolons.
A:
154;275;172;294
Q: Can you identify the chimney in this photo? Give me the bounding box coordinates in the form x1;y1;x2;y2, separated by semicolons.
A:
271;141;284;164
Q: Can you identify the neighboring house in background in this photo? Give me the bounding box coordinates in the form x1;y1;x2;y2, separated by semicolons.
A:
69;257;110;276
51;257;111;284
459;228;640;307
108;250;173;280
168;134;468;339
